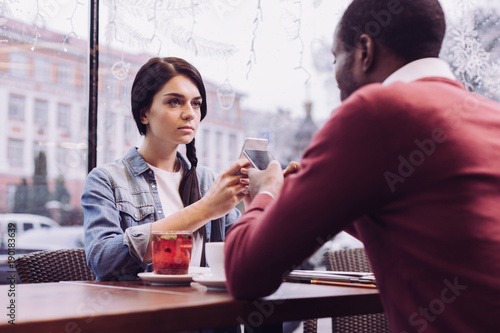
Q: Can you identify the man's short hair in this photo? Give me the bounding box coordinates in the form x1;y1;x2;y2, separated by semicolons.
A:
338;0;446;62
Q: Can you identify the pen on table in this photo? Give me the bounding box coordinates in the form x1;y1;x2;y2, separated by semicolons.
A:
285;278;377;289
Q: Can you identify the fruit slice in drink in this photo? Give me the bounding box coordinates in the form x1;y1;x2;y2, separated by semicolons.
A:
151;231;193;275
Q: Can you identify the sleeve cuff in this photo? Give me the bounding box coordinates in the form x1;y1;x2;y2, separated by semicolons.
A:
257;190;275;199
123;224;152;264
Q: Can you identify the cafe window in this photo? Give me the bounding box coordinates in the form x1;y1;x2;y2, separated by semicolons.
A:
0;0;499;259
8;94;25;121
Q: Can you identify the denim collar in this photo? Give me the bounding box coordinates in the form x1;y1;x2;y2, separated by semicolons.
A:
123;147;191;176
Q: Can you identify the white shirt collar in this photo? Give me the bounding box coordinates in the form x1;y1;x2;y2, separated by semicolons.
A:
383;58;457;85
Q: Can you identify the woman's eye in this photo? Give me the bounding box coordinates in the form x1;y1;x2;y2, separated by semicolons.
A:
192;101;202;109
167;99;181;106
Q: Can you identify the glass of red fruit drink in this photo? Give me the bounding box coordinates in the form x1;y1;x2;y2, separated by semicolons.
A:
151;231;193;275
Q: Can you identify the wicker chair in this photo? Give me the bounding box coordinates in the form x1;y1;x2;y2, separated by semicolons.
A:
303;248;390;333
14;248;96;283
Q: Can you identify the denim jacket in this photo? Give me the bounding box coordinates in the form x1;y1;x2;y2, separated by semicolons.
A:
81;147;241;280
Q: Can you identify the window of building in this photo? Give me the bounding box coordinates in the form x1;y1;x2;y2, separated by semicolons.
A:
9;52;29;77
56;146;66;168
57;63;74;86
123;116;134;137
8;94;25;121
6;184;16;211
34;57;51;82
7;139;24;167
81;106;88;131
57;103;71;129
23;222;34;232
33;142;44;161
34;99;48;126
229;133;237;161
215;131;223;171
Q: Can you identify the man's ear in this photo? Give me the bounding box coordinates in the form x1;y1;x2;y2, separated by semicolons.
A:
358;34;374;72
140;108;149;125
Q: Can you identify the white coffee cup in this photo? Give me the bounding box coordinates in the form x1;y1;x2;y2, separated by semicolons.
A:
205;242;225;279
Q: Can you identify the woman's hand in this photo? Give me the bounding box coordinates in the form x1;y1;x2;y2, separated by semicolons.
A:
200;159;250;220
283;161;301;177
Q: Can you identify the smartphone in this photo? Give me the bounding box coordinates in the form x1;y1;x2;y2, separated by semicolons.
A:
239;138;268;159
243;149;275;170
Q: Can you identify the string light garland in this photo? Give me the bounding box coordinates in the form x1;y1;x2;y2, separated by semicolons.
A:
246;0;262;79
104;0;235;58
280;0;311;84
30;0;42;50
62;0;84;52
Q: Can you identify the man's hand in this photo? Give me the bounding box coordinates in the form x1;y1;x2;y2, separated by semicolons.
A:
246;160;284;201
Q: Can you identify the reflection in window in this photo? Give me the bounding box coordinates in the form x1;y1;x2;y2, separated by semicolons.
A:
7;139;24;167
8;94;25;120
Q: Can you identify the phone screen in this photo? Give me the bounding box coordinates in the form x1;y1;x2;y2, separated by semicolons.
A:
239;138;268;159
243;149;275;170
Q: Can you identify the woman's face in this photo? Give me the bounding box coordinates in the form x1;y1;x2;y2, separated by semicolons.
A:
141;75;202;146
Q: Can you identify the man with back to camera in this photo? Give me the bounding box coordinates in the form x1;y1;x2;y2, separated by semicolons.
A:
224;0;500;332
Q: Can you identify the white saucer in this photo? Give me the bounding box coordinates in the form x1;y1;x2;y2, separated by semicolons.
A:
189;266;211;275
138;272;195;286
192;274;227;290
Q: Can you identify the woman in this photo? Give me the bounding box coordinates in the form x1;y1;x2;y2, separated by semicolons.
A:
82;57;249;280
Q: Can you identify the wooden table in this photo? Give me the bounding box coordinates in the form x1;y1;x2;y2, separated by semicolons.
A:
0;280;382;333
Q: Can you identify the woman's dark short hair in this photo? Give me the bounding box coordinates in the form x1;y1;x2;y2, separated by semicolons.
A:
131;57;207;135
338;0;446;62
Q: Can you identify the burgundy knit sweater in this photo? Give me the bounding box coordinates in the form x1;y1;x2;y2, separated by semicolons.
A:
225;78;500;333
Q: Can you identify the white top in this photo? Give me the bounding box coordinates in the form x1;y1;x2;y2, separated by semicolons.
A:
148;164;203;267
383;58;457;85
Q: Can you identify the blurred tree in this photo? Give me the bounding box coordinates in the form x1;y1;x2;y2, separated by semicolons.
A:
13;178;29;213
27;151;50;217
53;175;71;205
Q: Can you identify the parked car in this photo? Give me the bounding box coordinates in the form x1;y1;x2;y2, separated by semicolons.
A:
16;226;85;251
0;213;60;250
